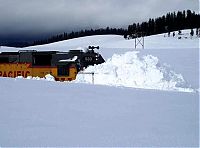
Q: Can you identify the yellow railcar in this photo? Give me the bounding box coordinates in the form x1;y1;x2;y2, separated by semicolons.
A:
0;48;104;81
0;63;77;81
0;50;78;81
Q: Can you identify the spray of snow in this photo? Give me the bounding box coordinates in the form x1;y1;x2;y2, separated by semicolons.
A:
45;74;55;81
74;51;194;92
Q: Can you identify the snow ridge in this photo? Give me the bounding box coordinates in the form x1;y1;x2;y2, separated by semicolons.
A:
74;51;194;92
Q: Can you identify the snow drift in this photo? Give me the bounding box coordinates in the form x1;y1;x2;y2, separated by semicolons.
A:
74;51;194;92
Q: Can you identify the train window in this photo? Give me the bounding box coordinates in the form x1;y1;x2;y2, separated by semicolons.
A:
0;57;9;63
33;54;52;66
57;64;70;76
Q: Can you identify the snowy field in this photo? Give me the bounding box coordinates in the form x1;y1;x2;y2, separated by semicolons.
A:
0;30;199;146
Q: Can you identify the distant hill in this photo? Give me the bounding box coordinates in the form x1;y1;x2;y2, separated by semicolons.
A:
0;29;198;53
0;41;32;48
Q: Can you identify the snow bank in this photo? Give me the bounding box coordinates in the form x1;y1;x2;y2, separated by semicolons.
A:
16;74;55;82
74;51;194;92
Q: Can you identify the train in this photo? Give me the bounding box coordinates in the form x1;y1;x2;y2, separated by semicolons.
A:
0;46;105;81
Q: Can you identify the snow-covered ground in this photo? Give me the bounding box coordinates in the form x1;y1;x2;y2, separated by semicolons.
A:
0;30;199;146
0;78;198;147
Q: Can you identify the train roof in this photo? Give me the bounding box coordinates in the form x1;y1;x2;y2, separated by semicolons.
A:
0;50;85;55
0;50;60;55
0;52;19;55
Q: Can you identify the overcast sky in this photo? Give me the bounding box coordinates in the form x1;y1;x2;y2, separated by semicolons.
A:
0;0;198;41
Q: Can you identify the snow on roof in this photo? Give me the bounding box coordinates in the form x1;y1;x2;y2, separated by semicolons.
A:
59;56;78;62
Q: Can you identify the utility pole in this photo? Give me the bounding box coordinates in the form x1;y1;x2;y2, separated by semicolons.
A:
134;32;144;49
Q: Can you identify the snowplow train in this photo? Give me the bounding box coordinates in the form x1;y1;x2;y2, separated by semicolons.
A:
0;46;105;81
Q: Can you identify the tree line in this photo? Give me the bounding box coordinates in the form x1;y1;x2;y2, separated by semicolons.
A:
125;10;200;38
31;28;127;46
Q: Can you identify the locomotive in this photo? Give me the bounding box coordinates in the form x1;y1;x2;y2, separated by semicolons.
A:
0;46;105;81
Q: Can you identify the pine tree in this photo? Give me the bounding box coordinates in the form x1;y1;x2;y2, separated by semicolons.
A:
196;28;199;36
168;32;170;37
173;32;175;37
190;29;194;36
124;33;128;39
